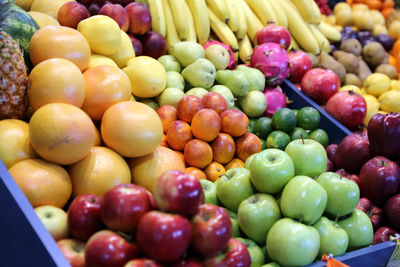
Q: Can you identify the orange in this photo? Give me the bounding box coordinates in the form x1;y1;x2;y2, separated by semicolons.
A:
9;159;72;208
191;109;221;142
82;65;131;120
29;103;96;165
186;167;207;180
365;0;382;9
204;161;226;182
101;101;163;158
28;58;85;110
68;146;131;197
383;0;395;9
29;25;90;71
166;120;193;151
129;146;186;193
93;124;102;146
0;119;37;169
156;105;177;133
211;133;235;164
225;158;245;170
184;139;213;169
382;7;395;19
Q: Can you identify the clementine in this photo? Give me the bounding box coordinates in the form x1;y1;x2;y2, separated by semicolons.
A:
186;167;207;180
184;139;213;169
191;109;221;142
204;161;226;182
225;158;245;170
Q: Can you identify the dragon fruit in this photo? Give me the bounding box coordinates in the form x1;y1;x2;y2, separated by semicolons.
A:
263;87;287;117
204;40;236;69
250;43;290;87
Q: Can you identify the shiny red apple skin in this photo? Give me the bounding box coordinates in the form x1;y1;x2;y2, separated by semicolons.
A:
57;239;86;267
140;31;167;59
68;194;103;241
98;3;130;32
128;34;143;56
124;259;163;267
326;143;338;163
154;170;203;216
202;238;251;267
136;211;192;262
301;68;340;105
372;227;398;245
356;197;384;231
100;184;153;232
58;2;90;29
384;194;400;232
191;204;232;257
288;50;313;83
85;230;138;267
326;159;334;172
359;156;400;208
335;169;361;186
125;2;151;35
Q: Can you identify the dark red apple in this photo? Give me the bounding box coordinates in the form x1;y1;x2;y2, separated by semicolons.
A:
136;211;192;262
335;169;361;186
57;239;86;267
372;227;398;245
326;159;334;172
124;259;163;267
139;31;167;59
254;22;291;50
58;1;90;29
169;258;203;267
191;204;232;257
333;132;370;174
384;194;400;232
68;194;103;241
359;156;400;208
202;238;251;267
356;197;384;231
85;230;138;267
154;170;203;216
125;2;151;35
128;34;143;56
88;3;101;16
301;68;340;105
288;50;313;83
326;143;338;163
121;0;135;6
98;3;130;32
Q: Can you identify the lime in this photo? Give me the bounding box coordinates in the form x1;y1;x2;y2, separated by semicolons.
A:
266;130;291;150
248;118;257;133
297;107;320;130
254;117;273;139
292;109;298;117
290;127;309;140
272;108;297;132
260;139;266;150
309;129;329;148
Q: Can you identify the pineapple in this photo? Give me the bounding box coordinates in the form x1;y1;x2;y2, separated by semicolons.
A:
0;31;28;119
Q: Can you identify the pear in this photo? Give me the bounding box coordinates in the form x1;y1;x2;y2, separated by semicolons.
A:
210;85;235;109
216;70;250;97
236;65;266;92
181;58;216;89
205;44;230;70
166;71;185;91
158;55;181;72
171;41;205;67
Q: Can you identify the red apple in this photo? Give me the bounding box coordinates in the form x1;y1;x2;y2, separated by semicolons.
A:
326;143;338;163
85;230;138;267
202;238;251;267
301;68;340;105
128;34;143;56
136;211;192;262
124;259;163;267
154;170;203;216
326;159;334;172
57;239;86;267
98;3;130;32
58;2;90;29
68;194;103;242
125;2;151;35
140;31;167;59
288;50;313;83
372;227;398;245
359;156;400;207
191;204;232;257
169;258;203;267
356;197;384;231
384;194;400;232
335;169;361;186
100;184;153;232
88;3;101;16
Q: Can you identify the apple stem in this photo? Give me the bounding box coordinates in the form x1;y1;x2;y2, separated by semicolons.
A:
340;169;344;179
301;134;304;144
299;215;304;224
335;216;339;224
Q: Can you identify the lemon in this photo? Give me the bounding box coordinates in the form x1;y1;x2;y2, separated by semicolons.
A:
390;80;400;91
379;90;400;113
363;94;380;126
28;11;60;28
30;0;73;19
108;30;135;68
339;85;364;95
363;73;391;97
77;15;121;56
88;54;118;69
123;56;167;98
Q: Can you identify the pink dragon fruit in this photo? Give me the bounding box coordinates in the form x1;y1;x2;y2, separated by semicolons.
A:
204;40;237;69
250;43;290;87
263;86;287;117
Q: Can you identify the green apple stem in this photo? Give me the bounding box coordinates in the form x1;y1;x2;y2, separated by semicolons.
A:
299;215;304;224
340;169;344;179
334;216;339;224
300;134;304;144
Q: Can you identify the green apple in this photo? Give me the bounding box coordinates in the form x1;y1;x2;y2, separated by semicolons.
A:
313;216;349;258
281;175;327;225
210;85;235;108
249;149;295;194
235;237;265;267
156;87;185;107
238;193;281;244
261;263;280;267
215;168;254;211
284;139;328;178
181;58;216;89
244;153;258;170
225;208;241;237
205;44;230;70
338;209;373;251
166;71;184;90
316;172;360;217
216;69;250;97
239;91;267;118
267;218;320;266
171;41;204;67
236;65;265;92
158;55;181;72
200;179;219;205
185;87;208;99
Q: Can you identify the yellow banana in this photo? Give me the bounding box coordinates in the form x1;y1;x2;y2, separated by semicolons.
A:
148;0;166;37
168;0;189;41
289;34;300;50
291;0;316;24
310;0;321;24
182;0;197;43
208;7;239;51
205;0;229;23
186;0;209;45
268;0;288;28
240;0;263;44
317;22;342;42
309;24;331;53
162;0;180;53
239;35;253;64
223;0;240;33
234;0;247;40
244;0;277;25
280;0;320;54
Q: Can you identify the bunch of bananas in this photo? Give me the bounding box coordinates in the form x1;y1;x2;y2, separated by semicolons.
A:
145;0;342;63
